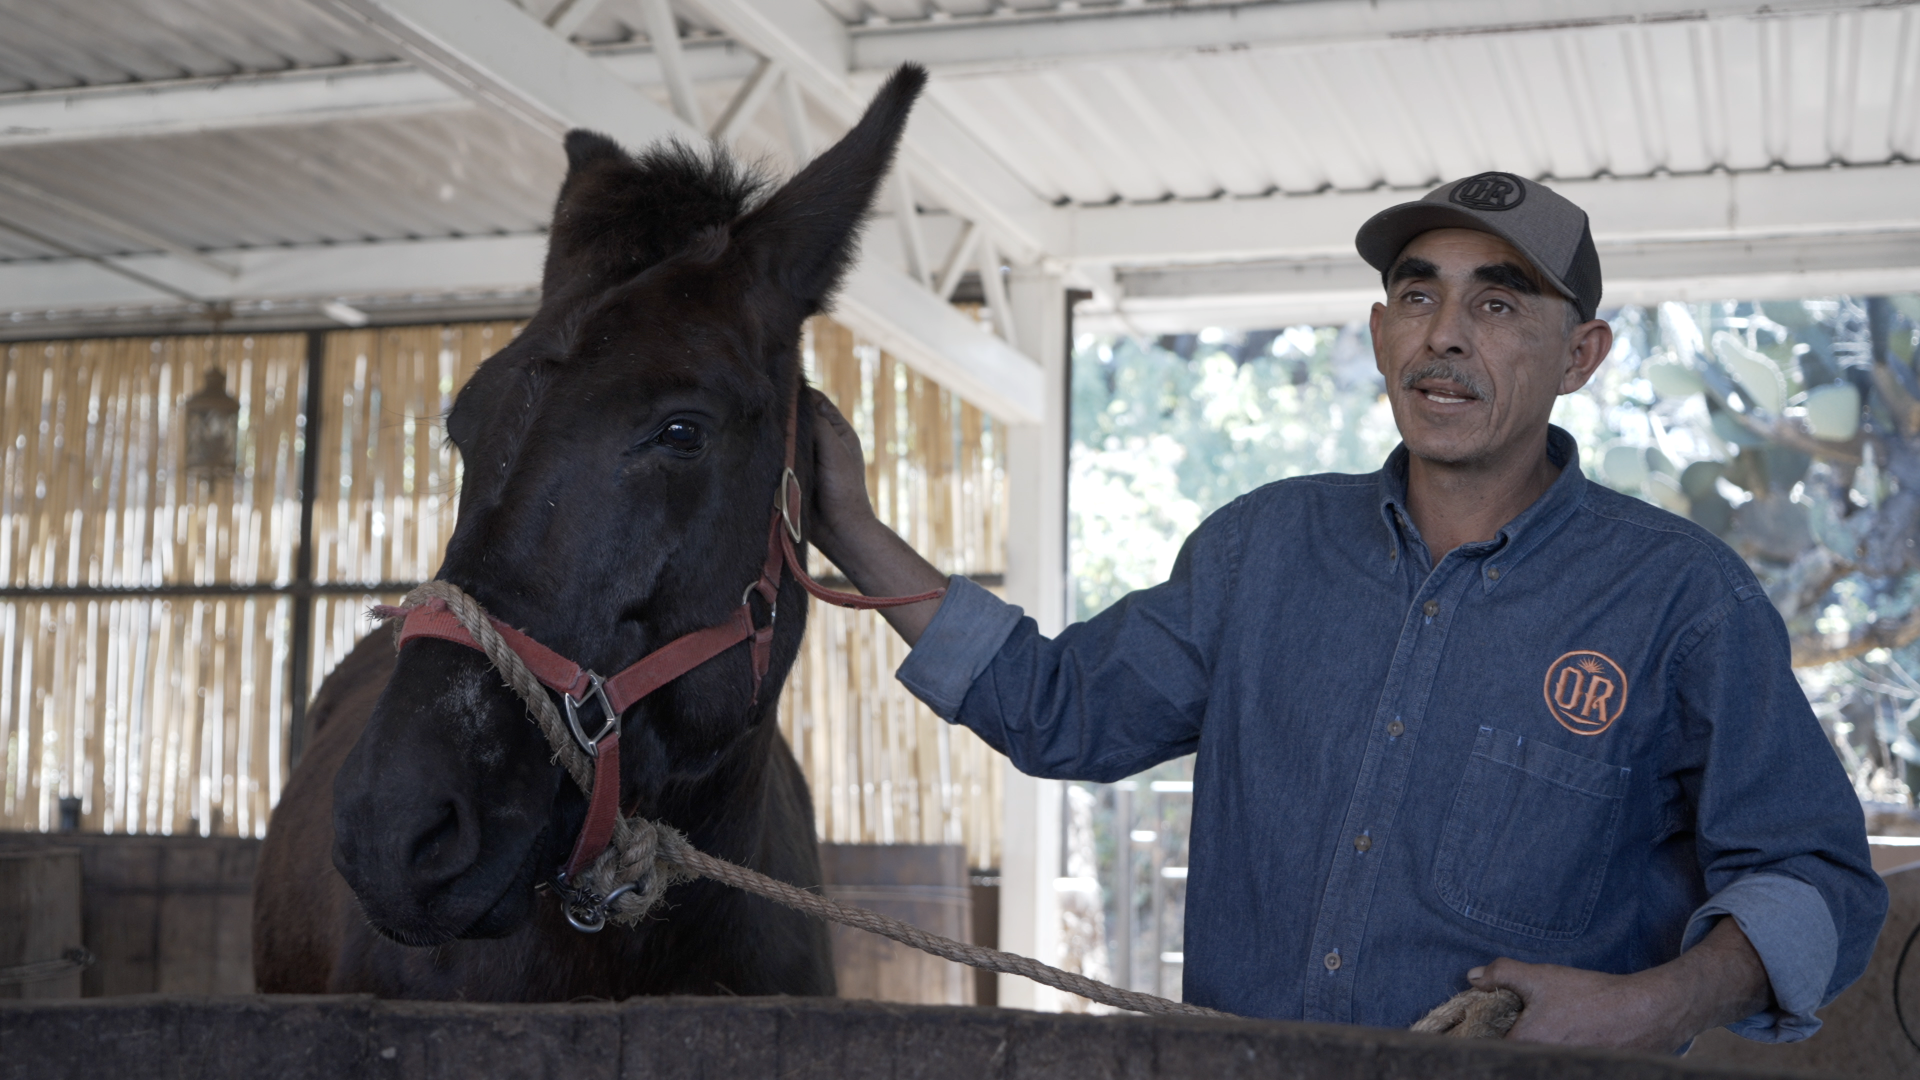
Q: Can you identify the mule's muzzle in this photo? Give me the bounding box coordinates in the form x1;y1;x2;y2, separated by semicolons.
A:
330;639;566;944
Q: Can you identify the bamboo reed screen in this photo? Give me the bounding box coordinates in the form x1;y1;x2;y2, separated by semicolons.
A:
0;318;1008;870
1;333;307;837
304;323;515;699
785;318;1008;870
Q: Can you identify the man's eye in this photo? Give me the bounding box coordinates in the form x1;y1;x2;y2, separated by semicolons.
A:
660;421;705;453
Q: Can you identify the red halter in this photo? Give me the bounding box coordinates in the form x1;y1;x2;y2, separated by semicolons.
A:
376;378;945;883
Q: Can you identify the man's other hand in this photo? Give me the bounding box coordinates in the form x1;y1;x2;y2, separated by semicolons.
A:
1467;916;1773;1053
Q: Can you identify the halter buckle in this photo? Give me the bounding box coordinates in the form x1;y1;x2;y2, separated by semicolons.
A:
562;673;618;758
776;467;803;545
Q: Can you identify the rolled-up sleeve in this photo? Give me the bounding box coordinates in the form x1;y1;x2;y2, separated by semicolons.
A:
1682;873;1838;1041
896;576;1024;719
895;497;1245;783
1673;587;1888;1042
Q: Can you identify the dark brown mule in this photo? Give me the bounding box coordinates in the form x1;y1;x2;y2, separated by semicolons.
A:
254;66;928;1001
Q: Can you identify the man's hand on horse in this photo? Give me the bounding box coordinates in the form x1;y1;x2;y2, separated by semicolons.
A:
1467;916;1774;1054
805;389;948;644
805;389;881;558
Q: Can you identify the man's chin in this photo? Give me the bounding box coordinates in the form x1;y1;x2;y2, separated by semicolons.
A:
1399;428;1496;469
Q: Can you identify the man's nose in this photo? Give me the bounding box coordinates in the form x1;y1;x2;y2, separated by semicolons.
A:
1424;296;1473;356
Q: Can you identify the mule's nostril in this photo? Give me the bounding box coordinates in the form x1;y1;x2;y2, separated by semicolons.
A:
407;801;469;877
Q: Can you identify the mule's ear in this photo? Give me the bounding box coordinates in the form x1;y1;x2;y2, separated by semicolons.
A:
735;63;927;314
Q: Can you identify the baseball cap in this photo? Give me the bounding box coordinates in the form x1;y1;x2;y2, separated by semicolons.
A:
1354;172;1603;322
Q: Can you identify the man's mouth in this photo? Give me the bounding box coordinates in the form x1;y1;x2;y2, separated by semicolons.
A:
1400;361;1489;406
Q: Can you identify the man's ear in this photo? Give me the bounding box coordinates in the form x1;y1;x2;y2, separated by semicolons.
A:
1369;302;1388;378
1559;317;1613;394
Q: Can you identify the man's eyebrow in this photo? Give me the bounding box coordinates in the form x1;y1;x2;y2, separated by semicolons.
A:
1473;262;1544;296
1387;257;1438;285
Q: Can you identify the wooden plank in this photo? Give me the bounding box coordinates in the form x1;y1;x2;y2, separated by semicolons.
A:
818;843;972;1006
0;847;83;999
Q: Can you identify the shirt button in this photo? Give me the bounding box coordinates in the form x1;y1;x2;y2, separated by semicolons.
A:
1387;720;1405;738
1324;951;1342;971
1423;600;1440;617
1487;567;1501;580
1353;835;1372;853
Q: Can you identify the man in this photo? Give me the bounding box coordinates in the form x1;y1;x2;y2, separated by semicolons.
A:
803;173;1888;1051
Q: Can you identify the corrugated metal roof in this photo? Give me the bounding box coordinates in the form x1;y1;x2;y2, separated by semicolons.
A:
0;108;561;261
0;0;394;91
929;7;1920;204
0;0;1913;323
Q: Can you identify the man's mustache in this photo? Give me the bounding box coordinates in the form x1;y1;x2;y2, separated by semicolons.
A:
1400;361;1490;401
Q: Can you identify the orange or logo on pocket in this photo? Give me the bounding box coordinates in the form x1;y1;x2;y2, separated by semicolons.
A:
1543;651;1628;735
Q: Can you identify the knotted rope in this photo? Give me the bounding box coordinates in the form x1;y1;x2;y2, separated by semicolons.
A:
395;580;1513;1033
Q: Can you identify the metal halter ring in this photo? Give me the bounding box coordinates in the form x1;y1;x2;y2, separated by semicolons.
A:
562;672;617;758
776;467;803;545
558;877;639;934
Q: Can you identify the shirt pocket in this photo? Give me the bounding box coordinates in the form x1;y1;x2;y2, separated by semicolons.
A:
1432;726;1631;941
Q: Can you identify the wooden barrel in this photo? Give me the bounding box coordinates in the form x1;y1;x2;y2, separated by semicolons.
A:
0;847;84;999
817;843;973;1005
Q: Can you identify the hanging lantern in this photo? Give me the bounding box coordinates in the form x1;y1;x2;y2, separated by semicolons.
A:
184;368;241;482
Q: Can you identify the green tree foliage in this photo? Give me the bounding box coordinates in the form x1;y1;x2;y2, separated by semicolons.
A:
1070;295;1920;805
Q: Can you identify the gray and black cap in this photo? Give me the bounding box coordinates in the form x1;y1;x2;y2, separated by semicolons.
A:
1355;172;1603;322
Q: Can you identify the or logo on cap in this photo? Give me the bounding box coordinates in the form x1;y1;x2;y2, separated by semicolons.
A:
1450;172;1527;212
1542;650;1627;736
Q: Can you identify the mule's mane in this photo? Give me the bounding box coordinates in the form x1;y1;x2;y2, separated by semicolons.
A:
542;135;770;307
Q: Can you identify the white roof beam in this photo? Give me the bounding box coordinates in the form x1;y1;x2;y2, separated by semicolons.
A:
851;0;1919;75
0;64;468;147
773;69;813;162
638;0;704;128
545;0;611;39
694;0;1063;262
1064;165;1920;264
0;229;1044;423
319;0;695;146
933;219;980;302
0;44;770;149
0;170;239;278
708;56;778;143
7;212;1913;362
295;0;1041;419
834;258;1042;423
0;216;207;304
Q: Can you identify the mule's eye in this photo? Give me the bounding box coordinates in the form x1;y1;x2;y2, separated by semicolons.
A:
658;420;706;455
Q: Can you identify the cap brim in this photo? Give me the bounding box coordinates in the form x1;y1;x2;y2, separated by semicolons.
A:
1355;202;1579;308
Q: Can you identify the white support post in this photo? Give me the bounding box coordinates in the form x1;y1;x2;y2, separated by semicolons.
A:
997;263;1070;1010
638;0;703;129
708;56;779;143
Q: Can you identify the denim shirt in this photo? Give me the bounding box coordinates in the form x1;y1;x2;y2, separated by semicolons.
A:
898;428;1887;1039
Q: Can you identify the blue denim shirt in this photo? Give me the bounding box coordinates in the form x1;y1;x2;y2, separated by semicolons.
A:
898;428;1887;1039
